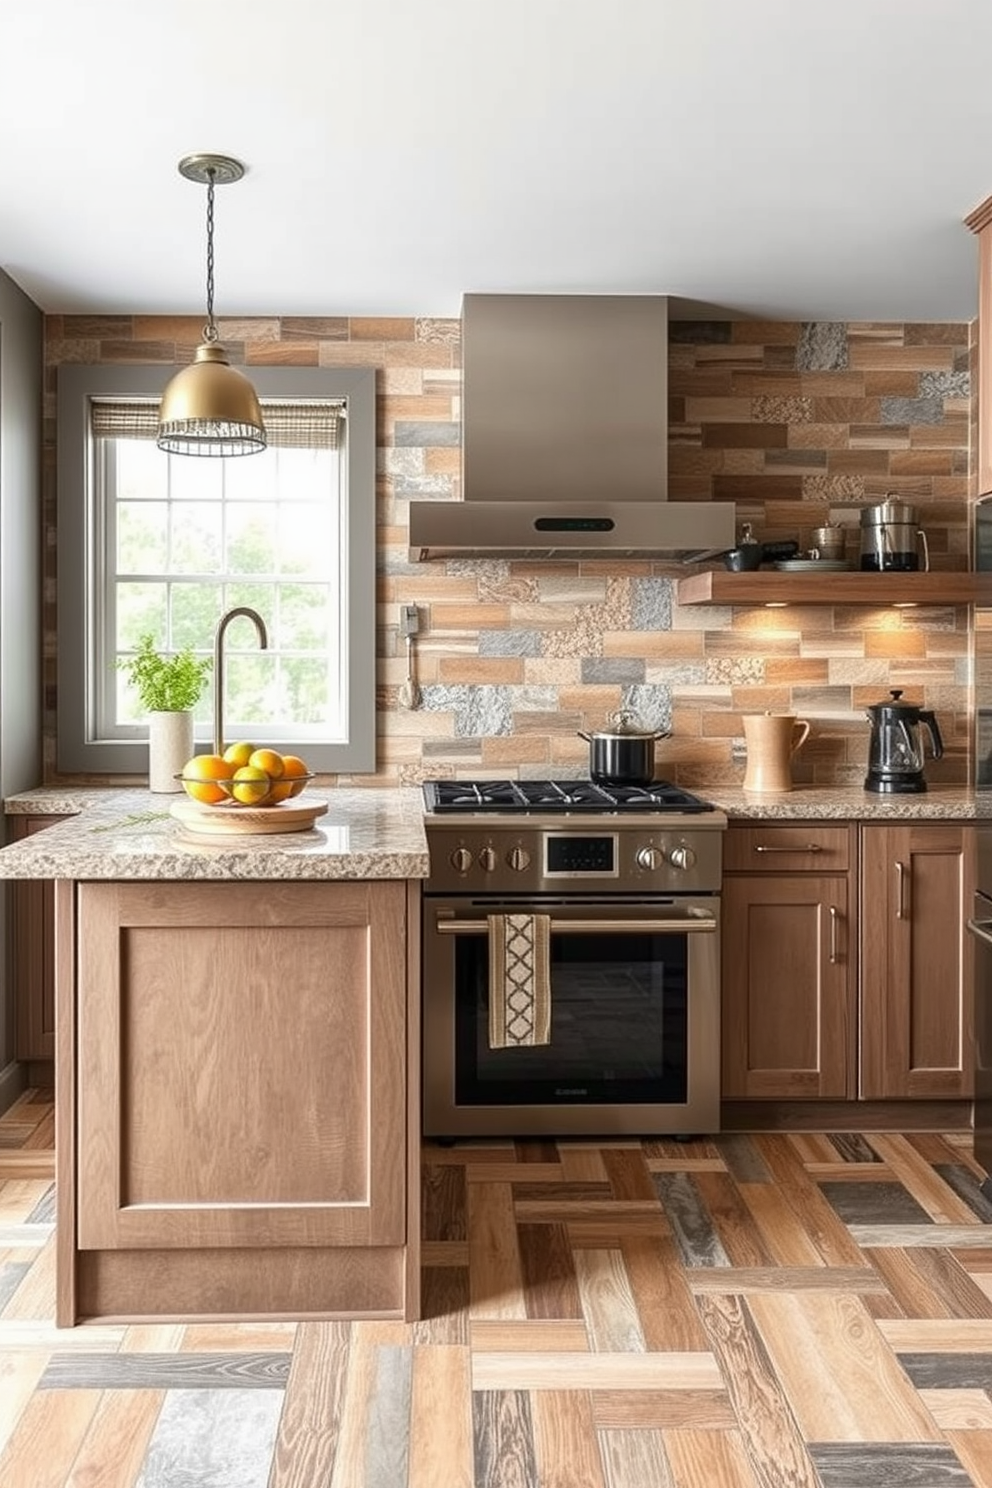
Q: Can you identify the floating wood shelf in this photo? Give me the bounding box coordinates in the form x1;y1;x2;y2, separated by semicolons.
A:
675;570;992;607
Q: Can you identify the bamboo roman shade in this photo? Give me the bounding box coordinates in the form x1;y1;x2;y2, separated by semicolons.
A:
91;399;344;449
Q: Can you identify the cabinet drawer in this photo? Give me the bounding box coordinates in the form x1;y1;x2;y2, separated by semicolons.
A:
724;823;851;873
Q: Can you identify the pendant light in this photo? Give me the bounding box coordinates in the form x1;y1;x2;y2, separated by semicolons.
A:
157;154;266;457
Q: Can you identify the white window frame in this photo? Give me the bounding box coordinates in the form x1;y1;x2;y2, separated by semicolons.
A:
57;364;376;775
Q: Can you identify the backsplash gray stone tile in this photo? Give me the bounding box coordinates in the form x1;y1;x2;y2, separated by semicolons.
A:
393;420;460;446
920;368;970;397
623;683;672;730
392;474;456;499
880;396;944;425
479;630;543;658
421;683;512;736
796;322;849;371
631;576;673;631
581;658;646;685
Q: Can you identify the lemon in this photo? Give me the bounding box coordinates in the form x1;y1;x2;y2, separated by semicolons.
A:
222;740;256;768
231;764;272;805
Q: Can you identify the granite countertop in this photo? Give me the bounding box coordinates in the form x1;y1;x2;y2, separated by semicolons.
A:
0;787;430;881
0;782;985;883
701;785;987;821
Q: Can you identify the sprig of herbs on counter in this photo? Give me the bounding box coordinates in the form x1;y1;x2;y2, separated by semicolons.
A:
90;810;173;833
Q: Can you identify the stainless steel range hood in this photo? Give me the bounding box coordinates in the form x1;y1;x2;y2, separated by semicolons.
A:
408;293;735;560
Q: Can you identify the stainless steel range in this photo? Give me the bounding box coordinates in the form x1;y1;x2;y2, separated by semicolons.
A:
421;778;726;1138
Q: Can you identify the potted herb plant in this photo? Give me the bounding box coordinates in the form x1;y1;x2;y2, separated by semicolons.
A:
118;634;212;793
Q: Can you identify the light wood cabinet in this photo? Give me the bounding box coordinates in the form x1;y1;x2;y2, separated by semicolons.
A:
12;816;57;1068
721;819;975;1108
60;876;421;1324
721;825;855;1099
860;823;975;1099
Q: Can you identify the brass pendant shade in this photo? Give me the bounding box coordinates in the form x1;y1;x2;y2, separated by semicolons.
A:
157;344;266;457
156;153;266;458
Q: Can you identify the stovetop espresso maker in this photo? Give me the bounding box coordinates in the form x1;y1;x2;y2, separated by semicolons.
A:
864;689;943;793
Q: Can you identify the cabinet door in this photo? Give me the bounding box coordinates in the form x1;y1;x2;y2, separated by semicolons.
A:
721;874;853;1099
860;824;975;1099
76;880;407;1251
12;817;57;1062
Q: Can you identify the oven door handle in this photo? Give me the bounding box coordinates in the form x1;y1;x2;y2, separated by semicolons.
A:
433;914;717;936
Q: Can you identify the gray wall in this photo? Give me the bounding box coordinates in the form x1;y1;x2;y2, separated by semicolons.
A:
0;268;43;1109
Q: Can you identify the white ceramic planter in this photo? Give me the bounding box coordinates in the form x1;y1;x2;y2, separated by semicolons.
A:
148;710;194;793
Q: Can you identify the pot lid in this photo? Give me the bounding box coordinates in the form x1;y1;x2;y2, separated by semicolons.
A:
861;496;917;526
592;709;660;739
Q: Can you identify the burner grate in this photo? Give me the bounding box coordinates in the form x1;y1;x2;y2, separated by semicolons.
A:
422;779;715;815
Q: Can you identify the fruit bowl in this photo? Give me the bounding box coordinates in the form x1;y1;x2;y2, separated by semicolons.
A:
176;772;315;808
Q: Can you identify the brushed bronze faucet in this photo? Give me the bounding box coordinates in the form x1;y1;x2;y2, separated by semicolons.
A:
213;606;268;756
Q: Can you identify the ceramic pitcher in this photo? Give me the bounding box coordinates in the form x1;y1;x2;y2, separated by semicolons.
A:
741;712;811;793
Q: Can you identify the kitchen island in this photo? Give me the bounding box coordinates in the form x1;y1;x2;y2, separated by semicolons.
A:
0;787;429;1327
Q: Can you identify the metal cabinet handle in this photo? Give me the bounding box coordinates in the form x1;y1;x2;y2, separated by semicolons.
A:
829;904;839;964
435;916;717;936
967;917;992;948
754;843;822;854
895;860;906;919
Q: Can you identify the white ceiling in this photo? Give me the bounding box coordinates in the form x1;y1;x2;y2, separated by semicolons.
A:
4;0;992;322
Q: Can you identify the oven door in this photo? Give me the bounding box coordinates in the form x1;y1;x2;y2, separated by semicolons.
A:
422;895;720;1137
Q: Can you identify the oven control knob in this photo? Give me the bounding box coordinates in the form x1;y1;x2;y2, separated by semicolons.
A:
669;844;697;871
636;846;665;872
507;846;531;872
450;847;473;873
479;847;497;872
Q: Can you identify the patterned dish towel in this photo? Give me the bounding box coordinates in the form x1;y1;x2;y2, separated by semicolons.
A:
487;913;552;1048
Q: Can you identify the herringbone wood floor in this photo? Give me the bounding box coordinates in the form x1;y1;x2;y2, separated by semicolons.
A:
2;1089;992;1486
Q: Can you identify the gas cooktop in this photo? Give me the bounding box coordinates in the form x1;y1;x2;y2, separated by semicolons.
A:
422;779;716;815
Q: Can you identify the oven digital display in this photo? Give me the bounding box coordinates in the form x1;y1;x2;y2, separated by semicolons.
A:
545;834;616;875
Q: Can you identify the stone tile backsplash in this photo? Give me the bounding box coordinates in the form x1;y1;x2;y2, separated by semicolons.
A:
42;312;975;788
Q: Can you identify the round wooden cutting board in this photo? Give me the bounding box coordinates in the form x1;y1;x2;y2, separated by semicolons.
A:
169;793;329;836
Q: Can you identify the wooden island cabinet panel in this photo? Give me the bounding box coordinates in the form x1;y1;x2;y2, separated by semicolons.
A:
11;815;57;1068
62;876;420;1324
721;826;855;1100
860;823;975;1100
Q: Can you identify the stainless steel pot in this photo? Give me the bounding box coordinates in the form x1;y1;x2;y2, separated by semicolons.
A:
578;710;668;784
859;498;930;573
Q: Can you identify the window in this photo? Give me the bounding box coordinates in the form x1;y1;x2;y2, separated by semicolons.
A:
57;365;376;774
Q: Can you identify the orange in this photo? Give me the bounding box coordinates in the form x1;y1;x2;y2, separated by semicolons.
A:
180;753;234;805
283;754;310;798
222;740;255;768
268;754;310;803
231;764;272;805
248;747;285;780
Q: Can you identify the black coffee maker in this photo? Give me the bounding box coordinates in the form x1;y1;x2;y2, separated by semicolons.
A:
864;689;943;794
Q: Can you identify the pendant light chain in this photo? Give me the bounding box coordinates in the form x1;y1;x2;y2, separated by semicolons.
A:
157;152;266;457
203;166;218;345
